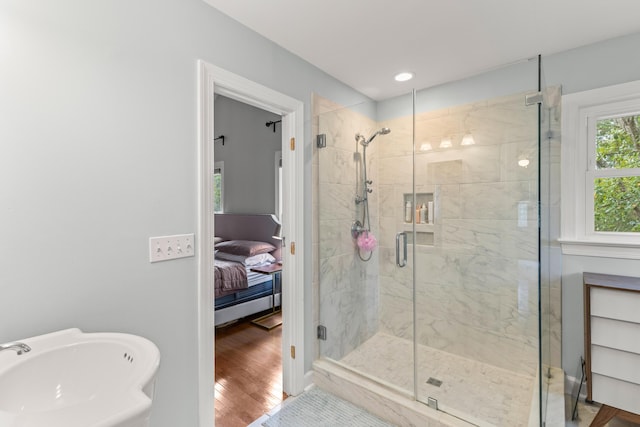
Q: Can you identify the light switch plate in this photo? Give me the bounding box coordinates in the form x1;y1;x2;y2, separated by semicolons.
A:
149;234;195;262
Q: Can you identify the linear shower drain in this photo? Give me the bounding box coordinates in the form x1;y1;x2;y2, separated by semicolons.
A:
426;377;443;387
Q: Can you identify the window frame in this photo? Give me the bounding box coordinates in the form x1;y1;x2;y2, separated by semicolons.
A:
560;79;640;259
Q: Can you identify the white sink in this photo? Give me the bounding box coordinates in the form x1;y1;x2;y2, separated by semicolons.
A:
0;328;160;427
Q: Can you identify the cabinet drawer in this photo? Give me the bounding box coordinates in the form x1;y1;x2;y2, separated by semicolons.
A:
592;374;640;414
591;287;640;323
591;345;640;385
591;316;640;354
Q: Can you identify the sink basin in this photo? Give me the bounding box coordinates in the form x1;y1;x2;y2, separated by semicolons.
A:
0;328;160;427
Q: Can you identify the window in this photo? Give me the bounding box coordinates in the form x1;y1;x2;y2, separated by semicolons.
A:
591;113;640;233
560;80;640;258
213;161;224;213
275;151;282;220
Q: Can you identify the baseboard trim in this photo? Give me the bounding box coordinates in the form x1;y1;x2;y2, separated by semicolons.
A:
303;369;314;391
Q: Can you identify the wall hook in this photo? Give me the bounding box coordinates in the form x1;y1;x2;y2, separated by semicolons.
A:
214;135;225;145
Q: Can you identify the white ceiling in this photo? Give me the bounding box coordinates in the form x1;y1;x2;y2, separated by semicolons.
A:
204;0;640;101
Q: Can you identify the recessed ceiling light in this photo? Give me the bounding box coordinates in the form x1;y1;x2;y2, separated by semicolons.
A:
394;72;414;82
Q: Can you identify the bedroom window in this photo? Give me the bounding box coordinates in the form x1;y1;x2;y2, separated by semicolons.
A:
275;151;282;220
213;161;224;213
560;80;640;258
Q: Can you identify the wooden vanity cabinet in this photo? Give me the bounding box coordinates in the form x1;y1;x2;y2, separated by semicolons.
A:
583;272;640;426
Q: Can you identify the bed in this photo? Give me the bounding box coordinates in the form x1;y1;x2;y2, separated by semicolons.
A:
213;213;282;326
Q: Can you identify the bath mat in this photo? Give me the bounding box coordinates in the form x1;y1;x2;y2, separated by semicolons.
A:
262;387;395;427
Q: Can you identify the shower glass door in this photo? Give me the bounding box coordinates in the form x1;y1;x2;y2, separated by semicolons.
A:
316;93;415;397
316;60;551;426
412;86;542;425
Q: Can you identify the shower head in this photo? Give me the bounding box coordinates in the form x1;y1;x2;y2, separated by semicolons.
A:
361;127;391;146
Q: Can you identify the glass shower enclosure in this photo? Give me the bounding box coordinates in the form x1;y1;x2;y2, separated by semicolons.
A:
316;60;556;426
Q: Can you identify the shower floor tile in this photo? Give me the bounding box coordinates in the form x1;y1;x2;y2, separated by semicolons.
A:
340;332;535;426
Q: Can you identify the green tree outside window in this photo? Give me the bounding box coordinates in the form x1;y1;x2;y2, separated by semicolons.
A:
213;172;222;213
595;114;640;232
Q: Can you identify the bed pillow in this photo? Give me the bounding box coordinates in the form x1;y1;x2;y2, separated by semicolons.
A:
215;239;276;257
215;251;276;266
214;252;247;264
214;236;226;244
244;253;276;267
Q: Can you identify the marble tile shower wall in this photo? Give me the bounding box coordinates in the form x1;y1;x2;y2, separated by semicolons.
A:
315;98;381;361
312;90;562;376
378;92;542;376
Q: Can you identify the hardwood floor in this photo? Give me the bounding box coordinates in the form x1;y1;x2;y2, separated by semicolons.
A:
215;313;285;427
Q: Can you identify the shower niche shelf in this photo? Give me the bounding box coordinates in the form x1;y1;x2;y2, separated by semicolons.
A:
402;228;434;246
402;192;435;247
403;223;434;232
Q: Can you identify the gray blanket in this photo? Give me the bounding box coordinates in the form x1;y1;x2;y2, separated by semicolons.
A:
214;259;248;297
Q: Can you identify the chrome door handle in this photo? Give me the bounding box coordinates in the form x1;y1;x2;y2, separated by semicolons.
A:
395;231;407;268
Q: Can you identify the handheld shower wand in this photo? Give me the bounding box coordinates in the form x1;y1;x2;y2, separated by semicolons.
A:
357;127;391;147
352;128;391;261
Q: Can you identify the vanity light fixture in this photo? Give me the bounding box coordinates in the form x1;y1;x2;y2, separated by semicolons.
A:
460;111;476;146
439;138;453;148
460;133;476;146
394;72;414;82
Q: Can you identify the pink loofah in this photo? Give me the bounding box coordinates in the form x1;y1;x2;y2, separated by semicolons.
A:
356;231;377;252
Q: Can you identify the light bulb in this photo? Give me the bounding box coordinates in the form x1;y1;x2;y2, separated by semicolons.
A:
439;138;452;148
461;133;475;146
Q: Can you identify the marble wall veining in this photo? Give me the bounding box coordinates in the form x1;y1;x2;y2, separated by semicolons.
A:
378;92;544;376
314;95;381;361
312;87;562;404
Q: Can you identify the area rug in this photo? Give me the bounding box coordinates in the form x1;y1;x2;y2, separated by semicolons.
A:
262;387;395;427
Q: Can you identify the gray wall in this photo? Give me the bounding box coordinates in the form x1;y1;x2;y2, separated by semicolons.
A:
0;1;370;426
214;95;281;214
3;1;640;423
379;32;640;119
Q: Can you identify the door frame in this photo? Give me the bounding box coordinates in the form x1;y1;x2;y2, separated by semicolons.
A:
196;60;305;427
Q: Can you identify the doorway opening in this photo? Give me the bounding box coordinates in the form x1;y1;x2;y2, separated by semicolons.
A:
197;61;305;427
212;95;285;426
